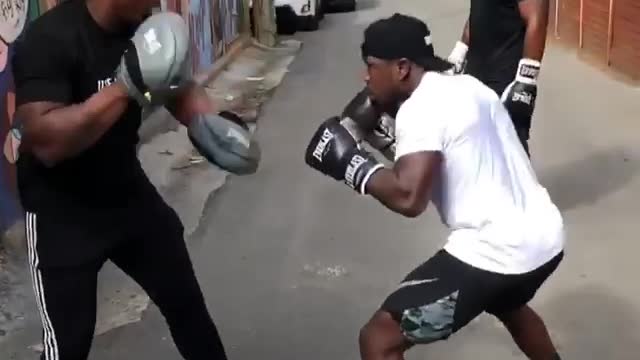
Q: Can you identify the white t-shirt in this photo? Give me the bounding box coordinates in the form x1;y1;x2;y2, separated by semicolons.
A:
394;72;565;275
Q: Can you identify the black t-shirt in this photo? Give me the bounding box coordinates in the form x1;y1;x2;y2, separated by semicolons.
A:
465;0;526;95
13;0;152;212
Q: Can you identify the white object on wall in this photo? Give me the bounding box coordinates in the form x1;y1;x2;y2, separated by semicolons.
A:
0;0;29;44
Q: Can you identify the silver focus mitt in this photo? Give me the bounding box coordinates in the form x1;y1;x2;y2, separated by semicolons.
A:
116;11;191;107
187;111;261;175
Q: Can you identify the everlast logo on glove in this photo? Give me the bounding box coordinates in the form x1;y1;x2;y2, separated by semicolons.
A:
313;128;335;162
305;116;384;195
518;63;539;82
501;58;541;129
511;91;533;105
345;154;368;189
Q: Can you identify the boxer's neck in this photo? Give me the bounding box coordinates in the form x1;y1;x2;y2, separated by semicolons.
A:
85;0;129;33
396;66;425;103
407;67;425;93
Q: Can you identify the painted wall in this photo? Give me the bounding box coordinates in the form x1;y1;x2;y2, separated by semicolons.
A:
0;40;19;233
170;0;243;74
0;0;244;234
0;0;34;234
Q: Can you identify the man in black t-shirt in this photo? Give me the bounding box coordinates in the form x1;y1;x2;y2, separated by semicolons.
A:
446;0;550;156
13;1;231;359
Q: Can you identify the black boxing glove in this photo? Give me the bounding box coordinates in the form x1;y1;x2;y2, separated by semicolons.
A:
501;58;540;129
341;87;383;140
340;87;397;161
305;117;384;194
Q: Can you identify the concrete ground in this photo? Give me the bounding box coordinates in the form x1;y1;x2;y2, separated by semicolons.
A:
5;0;640;358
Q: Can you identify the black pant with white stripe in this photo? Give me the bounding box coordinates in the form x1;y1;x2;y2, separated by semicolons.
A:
25;195;228;360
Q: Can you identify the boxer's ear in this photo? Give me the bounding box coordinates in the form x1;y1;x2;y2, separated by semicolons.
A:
395;58;411;81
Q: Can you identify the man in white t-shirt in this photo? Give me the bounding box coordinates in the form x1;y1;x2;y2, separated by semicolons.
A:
304;13;565;360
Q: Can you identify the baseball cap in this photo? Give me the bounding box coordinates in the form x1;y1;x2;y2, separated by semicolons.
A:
361;13;453;72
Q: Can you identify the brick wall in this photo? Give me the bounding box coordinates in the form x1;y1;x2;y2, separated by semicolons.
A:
550;0;640;81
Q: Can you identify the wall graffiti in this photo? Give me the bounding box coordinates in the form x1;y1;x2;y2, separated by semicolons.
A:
218;0;241;53
0;0;56;233
0;0;27;43
185;0;243;74
0;37;19;233
188;0;215;73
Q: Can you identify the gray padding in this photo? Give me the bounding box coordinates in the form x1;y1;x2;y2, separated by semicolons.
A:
134;12;190;90
187;113;261;175
116;11;191;106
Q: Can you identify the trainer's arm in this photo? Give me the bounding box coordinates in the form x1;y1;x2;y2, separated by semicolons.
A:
461;17;470;45
519;0;550;61
17;87;129;167
13;29;131;167
164;81;217;126
364;152;442;218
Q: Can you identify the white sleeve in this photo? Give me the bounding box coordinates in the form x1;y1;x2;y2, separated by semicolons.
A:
394;98;446;161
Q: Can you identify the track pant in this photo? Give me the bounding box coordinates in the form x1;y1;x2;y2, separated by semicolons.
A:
24;202;227;360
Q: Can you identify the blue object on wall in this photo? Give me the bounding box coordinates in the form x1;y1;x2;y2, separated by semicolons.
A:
189;0;215;73
0;43;20;234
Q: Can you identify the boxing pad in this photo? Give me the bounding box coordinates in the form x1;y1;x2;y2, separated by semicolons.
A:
116;12;191;107
188;111;261;175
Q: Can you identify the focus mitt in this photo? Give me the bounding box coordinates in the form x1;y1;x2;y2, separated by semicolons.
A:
187;111;260;175
116;11;191;107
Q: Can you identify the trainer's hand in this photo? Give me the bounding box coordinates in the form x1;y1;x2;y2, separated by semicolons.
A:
305;117;384;195
188;111;260;175
501;58;540;128
116;12;191;107
445;41;468;75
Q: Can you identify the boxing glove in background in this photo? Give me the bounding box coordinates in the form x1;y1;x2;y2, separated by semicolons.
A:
501;58;540;129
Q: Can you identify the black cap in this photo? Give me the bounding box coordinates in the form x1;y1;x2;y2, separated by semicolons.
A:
361;13;452;72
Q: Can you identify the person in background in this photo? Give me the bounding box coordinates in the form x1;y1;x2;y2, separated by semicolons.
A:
447;0;550;155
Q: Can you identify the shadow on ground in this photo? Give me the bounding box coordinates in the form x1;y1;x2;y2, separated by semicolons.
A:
539;146;638;211
541;284;640;359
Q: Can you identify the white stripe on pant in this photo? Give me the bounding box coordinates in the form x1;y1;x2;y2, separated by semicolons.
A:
26;212;60;360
